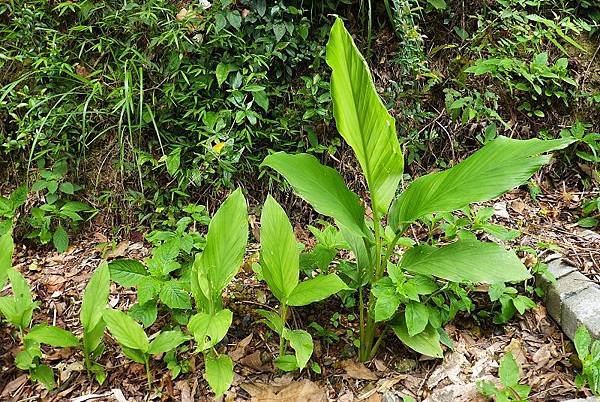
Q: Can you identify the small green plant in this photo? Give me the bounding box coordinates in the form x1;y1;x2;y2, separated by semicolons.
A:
187;188;248;397
0;186;27;235
0;240;79;389
433;205;521;242
262;18;573;362
256;195;347;371
488;283;536;324
103;308;190;389
28;160;93;252
108;237;193;328
478;352;531;401
80;261;110;384
578;196;600;229
574;325;600;395
560;121;600;164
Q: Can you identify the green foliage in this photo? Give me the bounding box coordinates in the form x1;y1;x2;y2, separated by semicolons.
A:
80;261;111;384
0;0;334;218
103;308;189;388
574;325;600;395
0;186;27;235
27;161;94;252
263;18;572;362
478;352;531;401
0;255;78;390
186;188;248;397
257;195;347;371
488;283;537;324
108;231;202;327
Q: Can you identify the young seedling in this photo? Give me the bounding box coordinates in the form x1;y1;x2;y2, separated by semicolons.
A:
109;237;192;328
574;325;600;395
187;188;248;397
80;261;111;384
478;352;531;401
0;247;78;389
257;195;347;371
262;18;574;361
0;185;27;235
103;308;189;389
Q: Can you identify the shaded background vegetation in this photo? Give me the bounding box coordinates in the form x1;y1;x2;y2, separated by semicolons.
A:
0;0;598;240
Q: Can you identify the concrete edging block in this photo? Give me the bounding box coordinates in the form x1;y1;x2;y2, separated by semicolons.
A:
537;259;600;341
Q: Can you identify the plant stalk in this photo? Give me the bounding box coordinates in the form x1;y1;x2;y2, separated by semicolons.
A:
279;304;288;357
144;356;152;390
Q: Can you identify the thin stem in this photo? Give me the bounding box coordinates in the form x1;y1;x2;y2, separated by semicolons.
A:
369;326;388;359
358;286;365;359
144;356;152;390
279;304;288;357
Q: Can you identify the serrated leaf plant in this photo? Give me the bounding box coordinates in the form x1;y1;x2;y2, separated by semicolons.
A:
261;17;574;362
80;261;111;384
0;241;78;389
103;308;190;389
256;195;348;371
477;352;531;401
108;237;193;328
187;188;248;398
574;325;600;395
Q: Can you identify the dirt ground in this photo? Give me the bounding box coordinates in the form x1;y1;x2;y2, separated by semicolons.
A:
1;178;599;401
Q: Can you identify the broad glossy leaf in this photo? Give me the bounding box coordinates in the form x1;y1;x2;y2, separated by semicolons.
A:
103;308;149;353
283;328;313;370
25;324;79;348
128;301;158;328
262;153;368;237
372;277;401;322
194;188;247;307
53;226;69;253
205;353;234;397
575;325;591;359
108;259;148;288
83;320;106;356
81;262;110;332
259;195;299;302
390;316;443;358
159;280;192;310
275;354;299;371
405;302;429;337
400;239;530;283
6;268;36;328
187;309;232;351
499;352;520;387
31;364;55;390
148;329;190;355
287;274;348;306
0;232;13;289
327;18;404;215
390;137;573;227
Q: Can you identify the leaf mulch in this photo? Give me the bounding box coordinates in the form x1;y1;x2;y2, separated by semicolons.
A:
1;181;598;401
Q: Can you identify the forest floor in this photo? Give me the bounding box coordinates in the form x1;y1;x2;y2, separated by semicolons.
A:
1;177;599;402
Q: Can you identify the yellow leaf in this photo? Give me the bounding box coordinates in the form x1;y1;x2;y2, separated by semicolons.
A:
213;142;225;154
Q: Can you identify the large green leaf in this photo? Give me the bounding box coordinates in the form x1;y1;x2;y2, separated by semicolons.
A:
400;239;530;284
262;153;368;237
25;324;79;348
390;316;443;358
6;268;36;329
0;232;13;289
103;308;149;353
283;328;313;370
81;261;110;332
259;195;299;302
205;353;234;398
287;274;348;306
108;259;148;288
326;18;404;215
390;136;573;227
187;309;233;352
193;188;247;308
148;329;190;355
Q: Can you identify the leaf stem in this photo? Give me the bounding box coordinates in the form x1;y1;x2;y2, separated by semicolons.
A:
145;356;152;391
279;304;288;357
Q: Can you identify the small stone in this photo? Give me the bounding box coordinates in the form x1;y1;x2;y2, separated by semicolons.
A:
394;358;417;373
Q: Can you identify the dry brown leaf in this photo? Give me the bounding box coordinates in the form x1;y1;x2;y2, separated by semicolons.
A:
239;351;272;372
427;350;468;388
175;380;193;402
242;380;326;402
105;241;130;259
342;359;378;381
231;333;253;361
0;374;27;397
